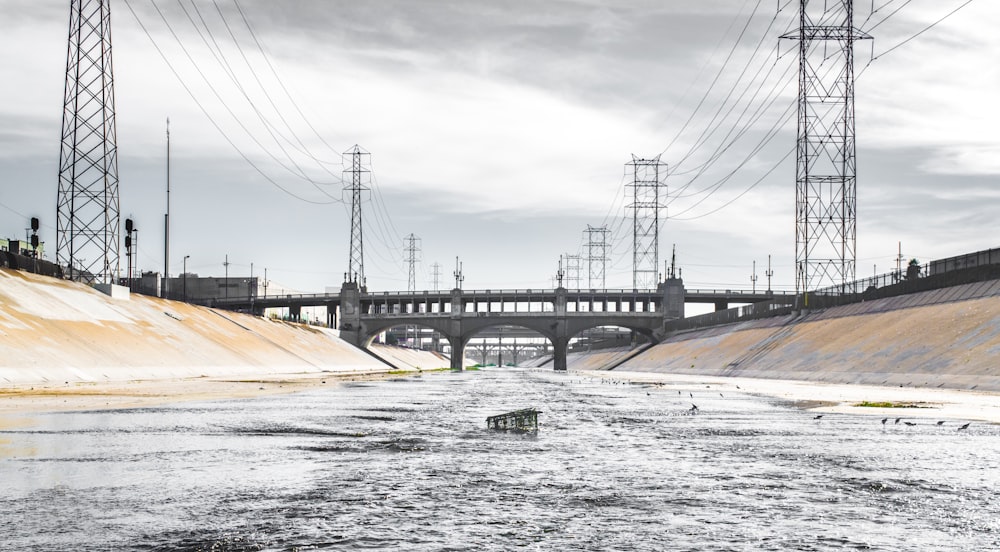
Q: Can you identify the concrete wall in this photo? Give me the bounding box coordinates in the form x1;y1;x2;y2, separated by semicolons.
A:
0;268;388;385
616;279;1000;391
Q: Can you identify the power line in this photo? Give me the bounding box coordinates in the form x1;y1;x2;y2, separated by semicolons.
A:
121;0;340;204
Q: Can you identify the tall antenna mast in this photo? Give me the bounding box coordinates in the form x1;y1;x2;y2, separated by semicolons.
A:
57;0;120;284
782;1;870;298
163;117;170;297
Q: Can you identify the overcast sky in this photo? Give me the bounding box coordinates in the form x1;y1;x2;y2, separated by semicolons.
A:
1;0;998;296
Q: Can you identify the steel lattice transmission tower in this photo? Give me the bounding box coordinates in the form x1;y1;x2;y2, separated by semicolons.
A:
627;155;666;290
564;254;581;290
430;262;441;292
782;1;870;296
584;225;610;289
57;0;121;284
343;145;371;284
404;233;421;292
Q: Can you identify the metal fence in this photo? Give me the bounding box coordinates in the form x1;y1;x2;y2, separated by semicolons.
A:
666;246;1000;333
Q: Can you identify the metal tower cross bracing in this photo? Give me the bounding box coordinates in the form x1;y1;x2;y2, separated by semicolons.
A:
627;155;666;290
343;145;371;284
431;262;441;292
584;225;610;289
782;1;870;296
404;233;421;292
57;0;121;284
564;254;581;290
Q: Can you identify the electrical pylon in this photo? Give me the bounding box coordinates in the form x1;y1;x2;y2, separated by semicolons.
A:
627;155;666;290
404;233;421;292
57;0;120;284
564;254;581;290
782;1;870;297
343;145;370;284
584;225;610;289
431;262;441;292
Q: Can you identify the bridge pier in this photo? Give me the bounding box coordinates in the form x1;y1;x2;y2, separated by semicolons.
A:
714;299;728;312
448;335;465;370
552;337;569;371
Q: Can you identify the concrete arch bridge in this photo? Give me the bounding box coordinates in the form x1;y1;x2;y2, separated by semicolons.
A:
337;280;691;371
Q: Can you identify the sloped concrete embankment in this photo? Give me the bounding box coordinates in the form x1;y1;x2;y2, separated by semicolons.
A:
368;344;450;372
0;269;445;386
614;280;1000;392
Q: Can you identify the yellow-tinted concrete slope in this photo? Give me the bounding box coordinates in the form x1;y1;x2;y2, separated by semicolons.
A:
618;280;1000;391
0;268;386;385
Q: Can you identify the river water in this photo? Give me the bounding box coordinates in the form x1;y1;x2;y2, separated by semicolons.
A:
1;368;998;551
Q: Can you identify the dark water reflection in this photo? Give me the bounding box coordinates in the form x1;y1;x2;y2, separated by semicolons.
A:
1;368;998;551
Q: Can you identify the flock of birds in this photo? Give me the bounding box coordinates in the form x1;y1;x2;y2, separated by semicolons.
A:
594;377;973;430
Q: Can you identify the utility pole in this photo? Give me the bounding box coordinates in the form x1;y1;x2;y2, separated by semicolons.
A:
223;254;230;300
782;1;870;299
896;241;903;282
627;155;666;290
344;145;370;285
163;118;170;297
585;225;610;289
556;255;565;288
751;260;758;293
57;0;120;285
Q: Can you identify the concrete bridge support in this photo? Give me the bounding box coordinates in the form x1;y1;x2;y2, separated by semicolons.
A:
448;335;465;370
552;337;569;371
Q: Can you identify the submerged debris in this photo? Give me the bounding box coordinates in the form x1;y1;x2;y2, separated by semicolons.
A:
487;408;540;432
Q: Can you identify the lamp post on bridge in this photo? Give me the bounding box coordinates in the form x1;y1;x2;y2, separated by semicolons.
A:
183;255;190;301
766;255;774;294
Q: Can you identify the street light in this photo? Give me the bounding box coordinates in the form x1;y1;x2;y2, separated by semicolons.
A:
183;255;190;301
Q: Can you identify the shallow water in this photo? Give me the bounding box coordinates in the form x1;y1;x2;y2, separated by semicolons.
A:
1;368;998;551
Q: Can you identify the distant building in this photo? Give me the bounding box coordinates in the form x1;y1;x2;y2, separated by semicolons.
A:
1;238;43;258
161;274;259;303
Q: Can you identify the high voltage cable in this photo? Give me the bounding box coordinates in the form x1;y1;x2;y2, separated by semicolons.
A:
866;0;977;64
665;5;785;174
656;0;766;160
122;0;340;205
206;0;344;175
147;0;340;194
176;0;340;189
231;0;347;166
666;51;847;221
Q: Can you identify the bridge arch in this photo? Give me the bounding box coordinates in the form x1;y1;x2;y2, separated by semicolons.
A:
356;316;454;348
462;323;553;367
